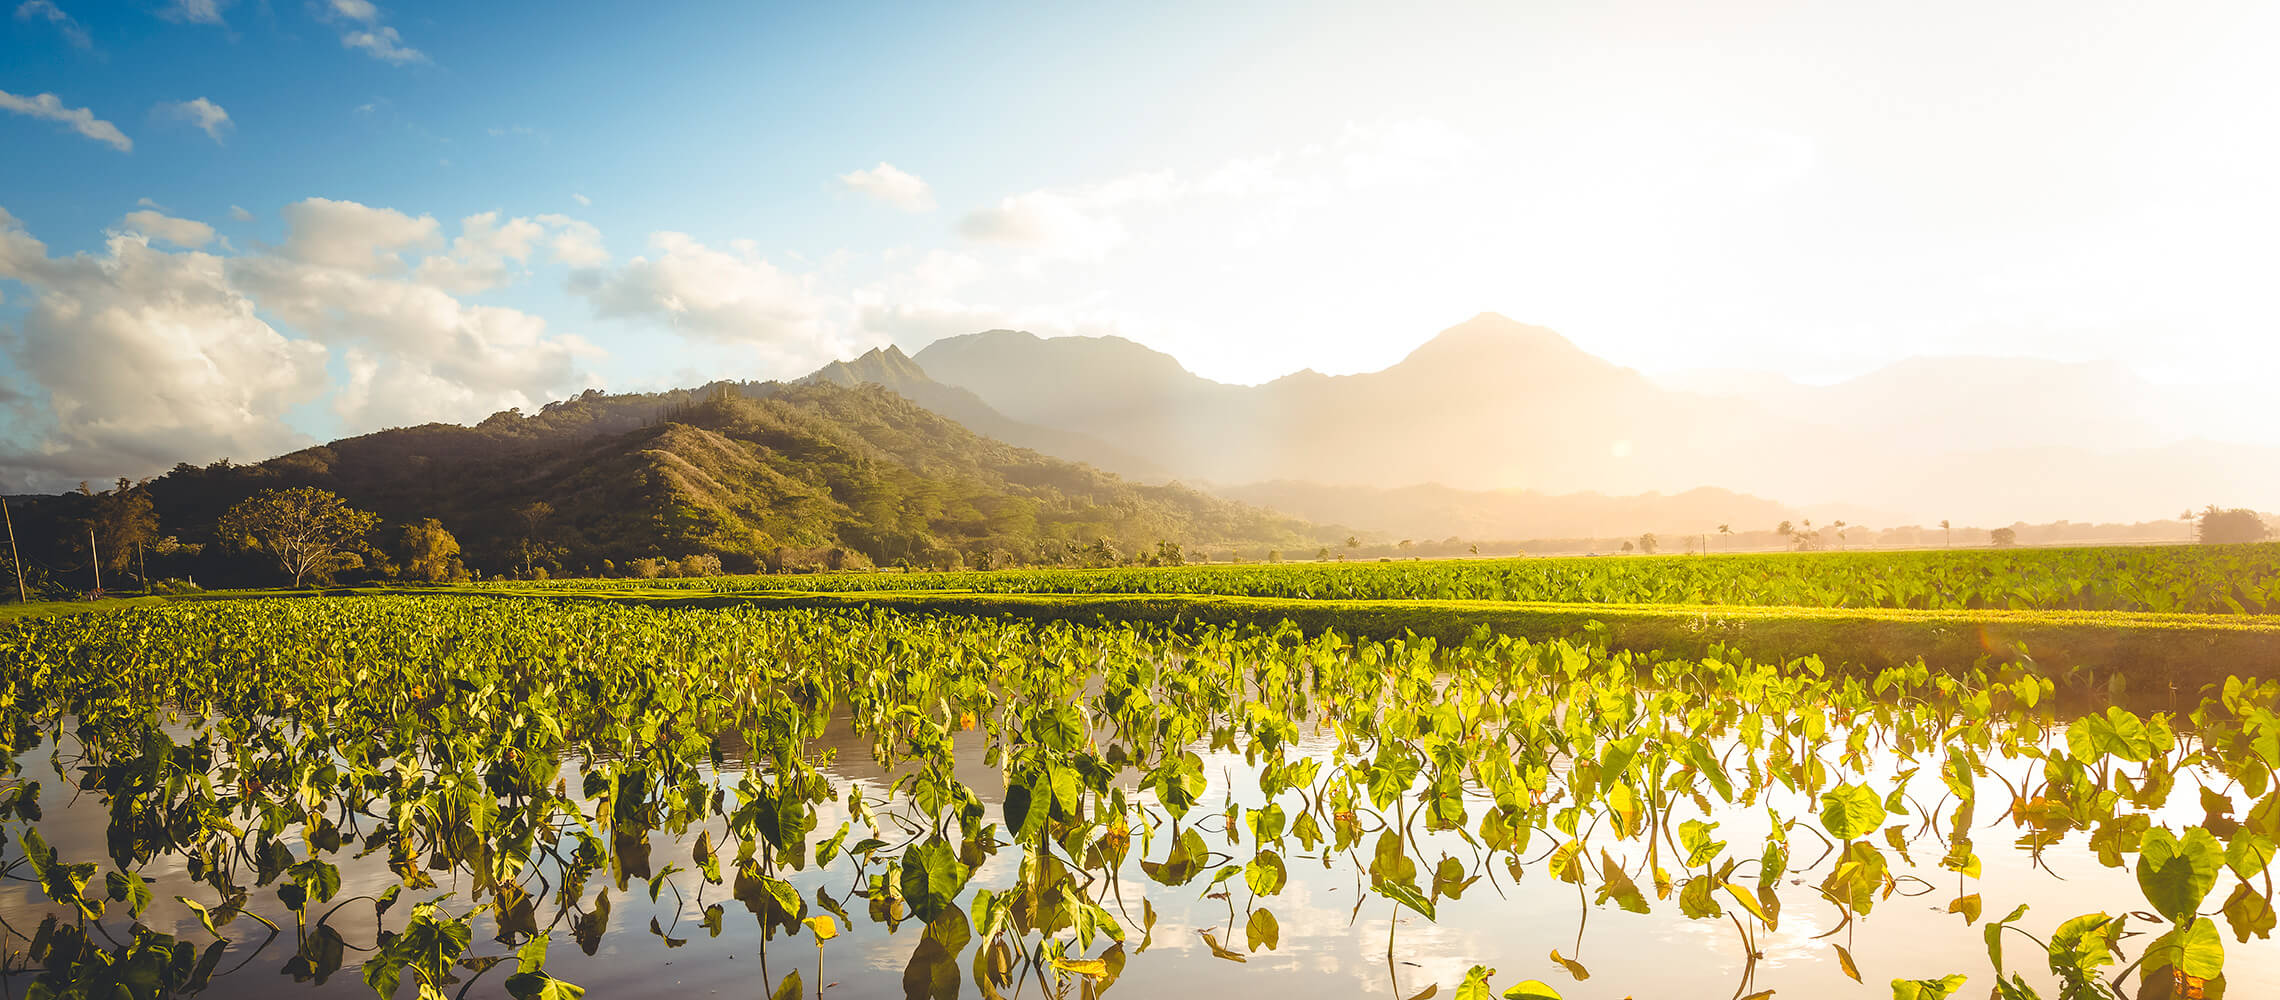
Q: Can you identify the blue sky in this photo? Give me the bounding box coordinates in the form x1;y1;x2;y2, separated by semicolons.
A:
3;0;2277;489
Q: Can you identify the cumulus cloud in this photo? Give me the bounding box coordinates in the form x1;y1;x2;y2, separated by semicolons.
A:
319;0;424;63
0;89;130;151
0;206;326;483
839;162;935;212
15;1;91;49
571;193;591;207
274;197;441;272
228;205;253;222
0;199;612;485
118;210;215;249
230;199;599;428
156;97;232;144
958;171;1175;257
411;211;545;294
342;25;423;63
535;214;607;268
569;232;849;368
157;0;226;25
233;252;597;428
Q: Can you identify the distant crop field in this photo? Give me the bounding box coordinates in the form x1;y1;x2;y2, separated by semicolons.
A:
497;542;2280;614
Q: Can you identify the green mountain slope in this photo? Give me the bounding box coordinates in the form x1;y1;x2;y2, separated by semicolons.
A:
800;345;1163;477
6;382;1332;586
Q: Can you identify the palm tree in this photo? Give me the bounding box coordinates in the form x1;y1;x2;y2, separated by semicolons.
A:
1717;524;1732;553
1940;519;1952;548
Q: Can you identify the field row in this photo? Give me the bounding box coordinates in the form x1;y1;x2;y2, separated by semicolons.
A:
493;543;2280;615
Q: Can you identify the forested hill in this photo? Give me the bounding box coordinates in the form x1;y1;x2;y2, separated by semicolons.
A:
5;382;1336;586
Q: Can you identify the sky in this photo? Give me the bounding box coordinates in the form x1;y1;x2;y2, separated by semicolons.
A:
2;0;2276;490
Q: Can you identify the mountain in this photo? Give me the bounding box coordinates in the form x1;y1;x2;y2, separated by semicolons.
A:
916;313;1787;498
914;313;2279;525
5;381;1331;588
1217;481;1799;542
799;345;1161;477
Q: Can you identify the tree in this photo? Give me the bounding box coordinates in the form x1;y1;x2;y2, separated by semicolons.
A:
1989;526;2018;547
2196;505;2273;545
1939;519;1952;548
1717;524;1732;552
1776;520;1793;539
1637;533;1658;555
514;501;555;578
397;518;469;583
81;478;160;588
216;487;381;587
1621;540;1635;553
1344;535;1359;550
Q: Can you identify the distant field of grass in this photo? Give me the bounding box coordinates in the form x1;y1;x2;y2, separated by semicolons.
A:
488;542;2280;614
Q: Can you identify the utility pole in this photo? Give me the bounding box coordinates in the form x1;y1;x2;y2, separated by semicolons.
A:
89;525;101;595
2;498;23;603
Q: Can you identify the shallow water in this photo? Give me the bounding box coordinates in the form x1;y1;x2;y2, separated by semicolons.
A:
3;713;2271;999
1;598;2272;999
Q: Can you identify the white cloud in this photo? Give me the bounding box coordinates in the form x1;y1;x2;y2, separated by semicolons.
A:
958;171;1175;258
156;97;232;144
15;1;91;49
572;192;591;207
569;231;850;367
228;205;253;222
535;214;608;268
320;0;423;63
0;198;607;485
158;0;225;25
839;162;935;212
0;206;326;483
118;210;215;249
410;210;545;294
274;197;441;272
233;253;597;428
0;89;130;151
341;25;423;63
325;0;377;23
230;200;600;429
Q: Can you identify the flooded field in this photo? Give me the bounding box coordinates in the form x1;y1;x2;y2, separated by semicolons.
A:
1;597;2272;998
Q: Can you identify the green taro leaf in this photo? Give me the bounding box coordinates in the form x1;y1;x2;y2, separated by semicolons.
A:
2137;827;2224;923
1889;974;1967;1000
1819;783;1888;842
900;837;974;922
2140;917;2224;989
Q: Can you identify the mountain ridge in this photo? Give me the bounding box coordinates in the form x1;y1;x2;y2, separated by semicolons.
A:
909;312;2277;525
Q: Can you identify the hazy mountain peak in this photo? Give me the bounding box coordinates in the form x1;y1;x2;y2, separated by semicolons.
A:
1400;313;1589;365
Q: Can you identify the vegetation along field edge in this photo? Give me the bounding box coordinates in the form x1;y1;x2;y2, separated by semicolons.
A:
110;584;2280;690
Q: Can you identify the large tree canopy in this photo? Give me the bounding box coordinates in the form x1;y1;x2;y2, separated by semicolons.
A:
217;487;381;587
2197;506;2273;545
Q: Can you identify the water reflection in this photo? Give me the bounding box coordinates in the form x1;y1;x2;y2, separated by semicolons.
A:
0;599;2272;999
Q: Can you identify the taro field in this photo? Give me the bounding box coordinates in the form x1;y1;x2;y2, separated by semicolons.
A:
0;592;2274;1000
